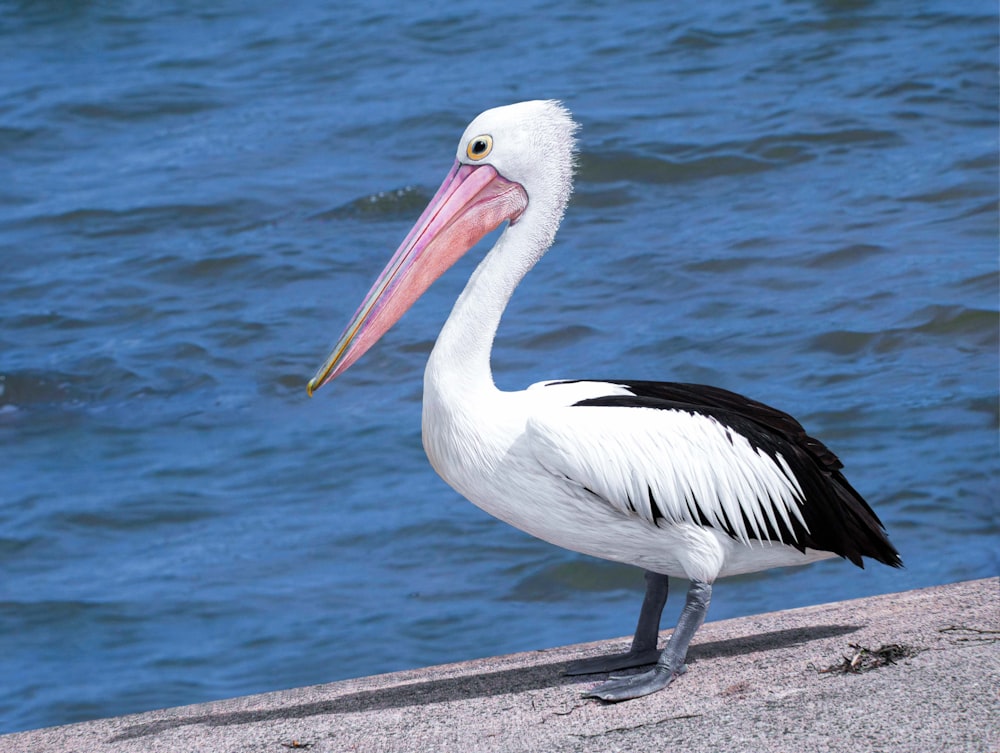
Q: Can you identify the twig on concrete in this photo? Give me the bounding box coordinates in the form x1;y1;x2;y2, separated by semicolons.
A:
571;713;704;739
939;625;1000;643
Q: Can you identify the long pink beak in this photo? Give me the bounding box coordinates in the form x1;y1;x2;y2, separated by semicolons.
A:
308;161;528;395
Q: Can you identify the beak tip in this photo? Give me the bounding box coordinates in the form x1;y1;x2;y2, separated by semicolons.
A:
306;377;318;397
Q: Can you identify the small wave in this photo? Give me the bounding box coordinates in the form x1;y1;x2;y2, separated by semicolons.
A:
512;324;600;351
805;243;889;270
0;124;47;151
56;497;218;533
0;362;158;413
808;304;998;356
580;150;776;185
809;330;887;356
165;252;261;280
672;27;749;50
7;310;93;331
579;127;900;185
908;304;998;343
685;254;771;274
314;186;430;221
901;182;996;206
62;82;223;123
0;371;77;409
15;202;263;237
505;559;638;603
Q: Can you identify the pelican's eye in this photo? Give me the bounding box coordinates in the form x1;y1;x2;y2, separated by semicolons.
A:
466;134;493;161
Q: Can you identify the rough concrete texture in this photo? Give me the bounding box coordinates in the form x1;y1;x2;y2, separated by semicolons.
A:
3;578;997;753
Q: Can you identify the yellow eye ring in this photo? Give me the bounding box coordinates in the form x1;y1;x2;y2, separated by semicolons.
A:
466;134;493;160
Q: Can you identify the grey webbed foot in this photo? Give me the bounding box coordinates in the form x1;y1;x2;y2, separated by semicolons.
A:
583;664;686;702
582;580;712;703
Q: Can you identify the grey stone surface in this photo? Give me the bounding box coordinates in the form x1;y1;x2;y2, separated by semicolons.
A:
3;578;997;753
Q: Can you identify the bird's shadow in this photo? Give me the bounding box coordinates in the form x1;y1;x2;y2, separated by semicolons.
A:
110;622;859;742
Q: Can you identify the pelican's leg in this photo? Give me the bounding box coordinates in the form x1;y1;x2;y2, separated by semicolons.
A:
584;579;712;702
564;571;669;676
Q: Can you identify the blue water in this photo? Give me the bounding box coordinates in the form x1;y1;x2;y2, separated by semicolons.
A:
1;0;997;734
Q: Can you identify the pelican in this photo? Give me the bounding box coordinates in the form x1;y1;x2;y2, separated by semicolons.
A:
308;100;901;702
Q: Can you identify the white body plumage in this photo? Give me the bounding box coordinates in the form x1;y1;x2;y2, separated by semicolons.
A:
423;374;835;586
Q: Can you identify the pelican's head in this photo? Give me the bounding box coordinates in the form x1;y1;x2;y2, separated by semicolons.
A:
456;100;577;231
308;100;578;394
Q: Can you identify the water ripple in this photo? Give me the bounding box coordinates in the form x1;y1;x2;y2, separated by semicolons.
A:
580;128;901;185
314;185;431;221
808;305;998;356
12;202;269;237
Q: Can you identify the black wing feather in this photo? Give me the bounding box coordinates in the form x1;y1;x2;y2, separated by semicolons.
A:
551;379;902;569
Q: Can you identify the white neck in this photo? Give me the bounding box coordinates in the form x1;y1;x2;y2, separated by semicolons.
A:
422;98;576;406
424;217;546;400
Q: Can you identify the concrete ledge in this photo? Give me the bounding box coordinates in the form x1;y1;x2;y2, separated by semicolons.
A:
4;578;997;753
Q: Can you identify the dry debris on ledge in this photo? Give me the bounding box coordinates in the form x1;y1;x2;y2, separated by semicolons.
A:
814;642;922;675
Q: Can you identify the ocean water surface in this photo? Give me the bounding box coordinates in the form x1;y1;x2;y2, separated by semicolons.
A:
1;0;997;733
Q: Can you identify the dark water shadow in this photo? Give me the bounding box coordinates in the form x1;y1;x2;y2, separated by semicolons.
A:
111;622;860;741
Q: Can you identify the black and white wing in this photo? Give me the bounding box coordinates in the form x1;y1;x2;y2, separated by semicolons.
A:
526;380;901;568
